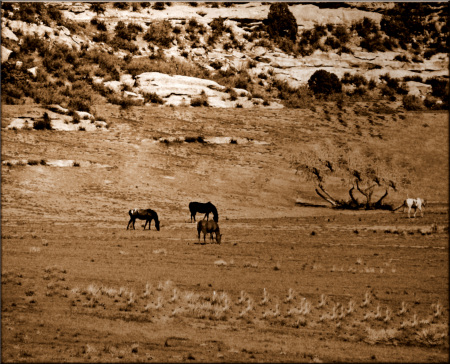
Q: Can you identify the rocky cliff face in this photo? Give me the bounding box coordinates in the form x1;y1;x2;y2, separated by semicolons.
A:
1;2;448;108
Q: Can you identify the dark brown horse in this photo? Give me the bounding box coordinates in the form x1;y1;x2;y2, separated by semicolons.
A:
127;209;160;230
189;201;218;223
197;220;222;244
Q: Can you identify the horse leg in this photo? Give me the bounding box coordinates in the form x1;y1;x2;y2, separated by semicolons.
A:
144;219;148;230
127;218;135;230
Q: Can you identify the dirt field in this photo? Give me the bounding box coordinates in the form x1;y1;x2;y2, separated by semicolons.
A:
1;104;448;362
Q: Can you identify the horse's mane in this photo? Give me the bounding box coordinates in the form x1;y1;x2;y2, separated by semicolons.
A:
148;209;159;221
209;202;219;221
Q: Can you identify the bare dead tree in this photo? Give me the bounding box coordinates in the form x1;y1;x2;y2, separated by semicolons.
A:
291;146;402;210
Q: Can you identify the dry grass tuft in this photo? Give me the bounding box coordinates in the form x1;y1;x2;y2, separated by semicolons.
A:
214;259;227;266
365;327;399;344
153;248;167;255
243;261;258;268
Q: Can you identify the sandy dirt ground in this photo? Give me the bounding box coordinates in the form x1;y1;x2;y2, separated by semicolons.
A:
1;104;448;362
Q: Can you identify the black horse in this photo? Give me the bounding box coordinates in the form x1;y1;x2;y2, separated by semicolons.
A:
127;209;160;231
189;202;218;223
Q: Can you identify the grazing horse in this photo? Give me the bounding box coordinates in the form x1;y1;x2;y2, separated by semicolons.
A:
189;201;218;223
197;220;222;244
393;198;426;218
127;209;160;230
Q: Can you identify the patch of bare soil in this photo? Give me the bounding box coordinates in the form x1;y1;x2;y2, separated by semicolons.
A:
1;104;448;362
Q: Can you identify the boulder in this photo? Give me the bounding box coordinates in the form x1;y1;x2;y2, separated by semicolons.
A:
27;67;38;78
123;91;144;103
406;81;432;98
2;27;19;42
1;46;13;63
136;72;226;98
48;104;69;114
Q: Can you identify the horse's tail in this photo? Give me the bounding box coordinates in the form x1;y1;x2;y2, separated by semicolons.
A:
392;202;405;212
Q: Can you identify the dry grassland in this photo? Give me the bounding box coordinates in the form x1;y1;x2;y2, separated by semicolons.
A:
1;103;448;362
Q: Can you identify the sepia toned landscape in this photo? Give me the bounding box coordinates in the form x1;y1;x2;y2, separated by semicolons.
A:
1;2;449;363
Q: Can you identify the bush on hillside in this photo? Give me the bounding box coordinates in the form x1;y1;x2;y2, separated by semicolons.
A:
152;2;165;11
381;3;428;44
143;92;164;105
341;73;368;87
426;77;449;100
308;70;342;96
115;21;142;41
113;2;130;10
266;3;297;41
332;25;350;44
144;20;174;48
191;92;209;107
90;3;106;14
33;113;53;130
402;95;424;111
351;17;379;39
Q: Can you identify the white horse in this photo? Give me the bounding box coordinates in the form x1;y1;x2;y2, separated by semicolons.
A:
393;198;426;218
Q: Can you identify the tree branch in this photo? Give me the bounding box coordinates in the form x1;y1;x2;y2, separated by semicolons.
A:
315;188;338;207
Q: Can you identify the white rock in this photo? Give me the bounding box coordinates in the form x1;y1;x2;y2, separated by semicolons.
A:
27;67;38;77
2;27;18;41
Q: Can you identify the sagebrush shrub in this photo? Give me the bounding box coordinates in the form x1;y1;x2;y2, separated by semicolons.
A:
267;3;297;41
144;20;174;48
191;94;209;107
143;92;164;105
308;70;342;96
33;118;53;130
402;95;424;110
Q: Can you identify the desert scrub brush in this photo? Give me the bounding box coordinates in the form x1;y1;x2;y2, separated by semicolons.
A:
127;292;136;306
142;282;153;298
432;302;443;318
284;288;295;303
272;303;280;318
286;307;300;317
338;305;346;320
384;307;392;323
360;291;371;308
374;305;382;320
170;307;186;317
362;312;374;321
211;290;218;304
259;288;269;306
300;299;312;316
101;286;118;298
317;294;327;308
118;286;129;297
169;288;179;303
346;299;356;315
182;291;201;304
397;301;408;316
237;290;248;305
154;296;164;310
329;304;339;320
